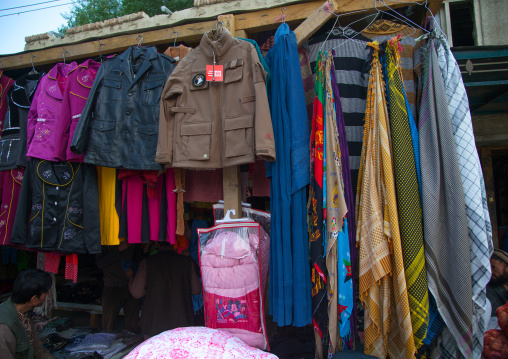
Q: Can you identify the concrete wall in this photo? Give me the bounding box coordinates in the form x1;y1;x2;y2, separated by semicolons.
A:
478;0;508;46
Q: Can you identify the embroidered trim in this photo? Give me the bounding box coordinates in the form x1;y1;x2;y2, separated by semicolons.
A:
70;91;88;99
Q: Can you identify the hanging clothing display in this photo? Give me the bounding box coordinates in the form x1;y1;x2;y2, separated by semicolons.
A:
1;71;45;170
0;71;14;138
309;50;328;359
330;51;357;336
435;33;494;358
156;27;275;169
26;62;78;160
11;159;101;254
163;44;192;64
0;168;24;245
357;42;416;359
307;29;371;197
322;51;352;354
265;23;311;328
298;47;315;122
418;37;474;358
71;46;175;170
384;39;429;349
54;59;101;162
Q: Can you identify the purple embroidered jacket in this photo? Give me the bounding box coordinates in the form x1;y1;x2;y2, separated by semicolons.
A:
26;62;77;161
55;59;101;162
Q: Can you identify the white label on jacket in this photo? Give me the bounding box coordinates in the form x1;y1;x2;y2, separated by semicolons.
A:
72;114;81;119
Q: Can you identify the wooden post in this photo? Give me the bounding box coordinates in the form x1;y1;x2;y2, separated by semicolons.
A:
480;147;499;248
295;0;337;47
218;14;242;219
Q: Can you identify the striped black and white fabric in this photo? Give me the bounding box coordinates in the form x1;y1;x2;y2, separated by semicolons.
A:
306;28;370;197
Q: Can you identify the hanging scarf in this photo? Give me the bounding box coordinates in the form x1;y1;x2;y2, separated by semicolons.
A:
309;52;328;359
434;34;493;358
418;38;474;358
357;42;416;359
384;38;429;349
323;51;352;354
329;51;357;337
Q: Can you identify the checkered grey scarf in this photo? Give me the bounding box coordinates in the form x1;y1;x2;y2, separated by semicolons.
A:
435;34;494;358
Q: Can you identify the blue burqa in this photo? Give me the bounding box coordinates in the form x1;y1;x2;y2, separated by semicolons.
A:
265;23;312;327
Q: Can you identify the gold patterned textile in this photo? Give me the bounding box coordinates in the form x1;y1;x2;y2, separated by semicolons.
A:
356;42;416;359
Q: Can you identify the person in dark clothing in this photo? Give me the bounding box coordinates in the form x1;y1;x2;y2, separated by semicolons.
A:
0;269;54;359
487;249;508;314
127;242;201;339
96;241;142;332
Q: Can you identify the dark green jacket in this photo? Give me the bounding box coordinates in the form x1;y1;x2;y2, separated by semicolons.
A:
0;299;33;359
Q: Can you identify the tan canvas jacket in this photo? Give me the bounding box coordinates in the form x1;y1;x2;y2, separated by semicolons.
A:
156;27;276;169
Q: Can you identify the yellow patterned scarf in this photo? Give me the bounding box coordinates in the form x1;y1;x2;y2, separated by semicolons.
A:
357;42;416;359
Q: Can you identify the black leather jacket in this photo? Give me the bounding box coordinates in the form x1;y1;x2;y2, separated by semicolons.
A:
71;46;175;170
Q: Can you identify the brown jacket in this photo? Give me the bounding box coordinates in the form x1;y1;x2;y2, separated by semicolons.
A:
156;27;276;169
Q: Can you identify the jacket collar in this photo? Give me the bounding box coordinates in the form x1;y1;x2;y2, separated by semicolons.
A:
199;26;235;60
46;62;78;100
36;160;77;187
118;46;159;84
72;59;101;89
10;72;45;109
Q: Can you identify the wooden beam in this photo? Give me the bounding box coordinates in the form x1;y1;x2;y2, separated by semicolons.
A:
0;20;216;70
223;166;242;220
480;147;499;248
295;0;337;47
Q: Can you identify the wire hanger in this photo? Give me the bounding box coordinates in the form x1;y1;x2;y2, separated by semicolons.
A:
170;31;178;47
62;50;70;64
212;20;224;39
136;34;144;47
29;54;39;75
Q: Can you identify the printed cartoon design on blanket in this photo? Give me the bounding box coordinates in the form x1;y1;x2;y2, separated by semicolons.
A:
216;298;248;323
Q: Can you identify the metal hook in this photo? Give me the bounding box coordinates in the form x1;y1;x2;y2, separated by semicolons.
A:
98;41;106;62
281;7;286;24
29;54;39;75
62;50;70;64
136;34;144;47
170;31;178;47
215;20;223;34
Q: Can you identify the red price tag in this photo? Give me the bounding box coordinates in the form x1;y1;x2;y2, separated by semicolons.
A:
206;65;223;82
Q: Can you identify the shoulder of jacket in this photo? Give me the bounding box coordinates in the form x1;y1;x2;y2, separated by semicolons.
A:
160;53;176;64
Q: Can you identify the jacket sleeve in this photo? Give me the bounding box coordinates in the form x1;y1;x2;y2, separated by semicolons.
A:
26;82;43;157
10;161;32;245
54;78;73;161
83;164;101;254
0;324;16;359
70;65;105;154
251;47;276;162
155;63;186;166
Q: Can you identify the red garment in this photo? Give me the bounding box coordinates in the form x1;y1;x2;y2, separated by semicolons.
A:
0;71;14;137
65;254;78;282
118;170;160;198
184;169;223;203
252;160;270;197
44;253;61;274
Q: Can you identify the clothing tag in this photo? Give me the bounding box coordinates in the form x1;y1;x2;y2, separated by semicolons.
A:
206;65;223;82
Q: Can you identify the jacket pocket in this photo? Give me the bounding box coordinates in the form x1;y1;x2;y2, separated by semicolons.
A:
142;78;165;105
224;59;244;84
224;115;253;158
89;120;116;153
102;78;122;102
180;122;212;161
34;118;55;143
137;124;158;156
